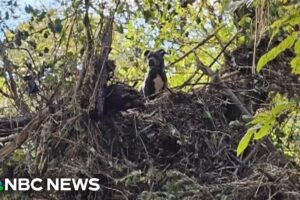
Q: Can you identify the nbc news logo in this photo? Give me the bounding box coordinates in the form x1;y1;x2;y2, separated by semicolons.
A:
0;178;100;191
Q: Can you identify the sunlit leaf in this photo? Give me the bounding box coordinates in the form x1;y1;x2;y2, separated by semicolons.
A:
254;123;273;140
257;32;297;72
291;56;300;75
294;39;300;54
237;127;257;156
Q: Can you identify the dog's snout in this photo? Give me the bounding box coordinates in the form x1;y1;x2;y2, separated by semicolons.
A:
148;58;156;67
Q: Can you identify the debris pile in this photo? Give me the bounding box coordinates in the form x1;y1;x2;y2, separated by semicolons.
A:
0;38;300;199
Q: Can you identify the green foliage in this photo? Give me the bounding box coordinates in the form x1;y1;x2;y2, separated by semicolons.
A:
291;38;300;75
48;18;63;33
117;170;144;186
258;4;300;75
270;15;300;42
257;32;298;72
237;126;257;156
237;2;300;163
113;0;234;89
237;96;298;157
291;56;300;75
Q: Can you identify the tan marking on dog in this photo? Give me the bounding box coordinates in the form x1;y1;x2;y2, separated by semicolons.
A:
153;74;164;94
140;73;148;96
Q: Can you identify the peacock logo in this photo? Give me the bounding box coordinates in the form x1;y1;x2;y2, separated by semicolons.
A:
0;180;4;191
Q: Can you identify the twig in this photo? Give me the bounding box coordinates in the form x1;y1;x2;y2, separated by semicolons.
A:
252;7;258;74
242;142;260;164
0;109;47;160
0;133;18;143
0;127;22;136
0;116;32;129
177;30;241;89
0;43;37;68
0;42;30;113
75;0;94;93
193;52;251;116
88;17;114;120
65;13;78;54
193;30;242;85
167;25;224;68
89;2;120;120
0;88;11;98
220;70;240;80
134;116;149;161
177;67;205;90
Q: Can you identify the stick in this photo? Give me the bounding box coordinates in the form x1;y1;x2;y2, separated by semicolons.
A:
167;25;224;68
193;52;251;116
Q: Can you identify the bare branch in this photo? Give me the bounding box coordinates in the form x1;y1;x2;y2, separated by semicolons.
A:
75;0;94;93
0;43;37;68
0;88;11;98
0;42;30;113
0;110;47;160
177;30;241;89
167;25;224;68
193;52;251;116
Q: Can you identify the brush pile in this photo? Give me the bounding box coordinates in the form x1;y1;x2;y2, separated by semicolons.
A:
0;23;299;199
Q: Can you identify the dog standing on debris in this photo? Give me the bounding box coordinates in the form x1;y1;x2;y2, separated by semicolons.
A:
140;49;168;98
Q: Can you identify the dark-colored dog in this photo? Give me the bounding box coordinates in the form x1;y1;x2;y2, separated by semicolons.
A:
141;49;168;98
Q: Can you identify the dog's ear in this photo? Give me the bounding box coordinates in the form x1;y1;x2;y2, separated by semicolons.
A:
143;50;150;57
158;49;166;56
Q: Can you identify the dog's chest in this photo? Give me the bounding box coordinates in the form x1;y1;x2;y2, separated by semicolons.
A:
153;74;164;93
141;69;167;97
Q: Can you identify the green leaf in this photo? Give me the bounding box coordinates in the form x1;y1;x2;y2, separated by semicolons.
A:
71;0;81;8
43;31;49;38
294;39;300;54
269;16;288;42
48;19;63;33
271;103;290;115
5;11;9;20
44;47;49;53
0;77;6;85
25;5;34;14
116;25;124;34
238;16;251;28
291;56;300;75
253;123;273;140
257;32;298;72
250;113;270;125
54;19;63;33
237;127;257;156
143;10;153;22
27;40;37;49
36;11;46;22
286;16;300;27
